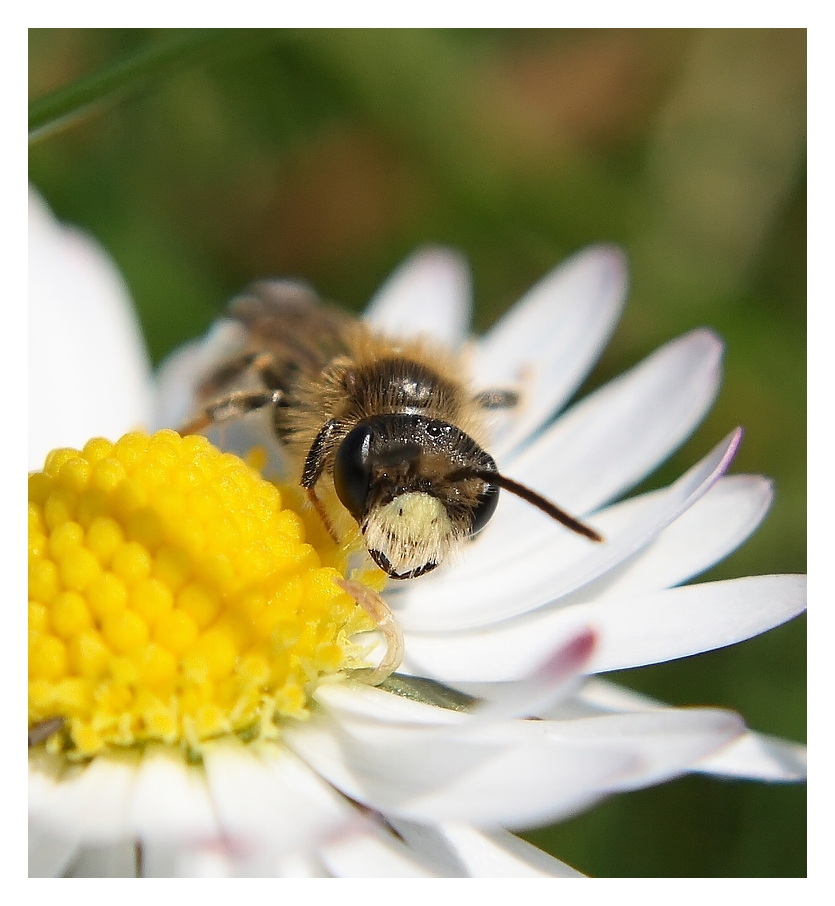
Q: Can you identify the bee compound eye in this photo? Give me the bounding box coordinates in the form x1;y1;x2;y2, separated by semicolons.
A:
470;481;500;536
333;424;375;520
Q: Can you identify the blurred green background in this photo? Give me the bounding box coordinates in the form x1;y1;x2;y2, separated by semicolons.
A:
29;28;806;877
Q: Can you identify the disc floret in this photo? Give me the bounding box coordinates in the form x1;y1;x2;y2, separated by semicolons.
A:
28;430;377;758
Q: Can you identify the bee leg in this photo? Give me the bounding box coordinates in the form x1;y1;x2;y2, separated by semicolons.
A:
180;389;285;435
28;716;65;747
197;350;277;398
306;487;340;542
336;578;403;683
300;418;344;541
473;389;520;409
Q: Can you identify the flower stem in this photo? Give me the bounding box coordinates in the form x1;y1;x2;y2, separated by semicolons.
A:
29;29;264;143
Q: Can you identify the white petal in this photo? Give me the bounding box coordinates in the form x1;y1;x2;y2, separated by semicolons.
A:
396;711;741;828
585;574;807;673
287;713;500;810
140;842;181;877
273;850;329;877
572;679;806;782
390;820;585;877
318;823;437;877
513;327;722;507
533;708;745;793
64;841;138;877
316;680;467;726
29;187;153;468
28;754;60;818
29;754;138;844
382;710;741;831
153;339;205;431
324;629;595;725
571;676;668;714
152;319;249;431
694;732;807;782
396;429;741;632
174;846;235;877
288;712;632;828
473;245;628;457
460;472;772;618
201;738;353;860
28;822;78;878
427;328;724;592
403;574;805;683
128;746;218;843
560;474;773;603
363;247;471;347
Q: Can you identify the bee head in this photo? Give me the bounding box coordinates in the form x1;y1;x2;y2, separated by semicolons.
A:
332;415;499;579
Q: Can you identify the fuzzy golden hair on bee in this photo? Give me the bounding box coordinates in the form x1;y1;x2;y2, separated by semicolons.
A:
181;278;602;581
285;330;488;454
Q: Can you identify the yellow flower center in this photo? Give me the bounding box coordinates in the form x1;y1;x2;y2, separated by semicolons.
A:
28;430;380;759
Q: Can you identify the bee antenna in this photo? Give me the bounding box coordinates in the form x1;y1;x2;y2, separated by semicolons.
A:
453;468;603;543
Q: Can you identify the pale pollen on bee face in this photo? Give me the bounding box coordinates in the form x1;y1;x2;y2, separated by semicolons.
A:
362;492;454;577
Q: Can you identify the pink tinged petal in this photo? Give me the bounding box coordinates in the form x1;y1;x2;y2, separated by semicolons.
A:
29;755;138;845
171;842;325;878
390;820;585;877
127;746;218;843
318;824;437;877
403;573;805;684
28;822;78;878
461;627;598;721
324;629;595;726
201;739;354;860
174;846;234;877
397;429;742;632
694;732;807;782
363;247;472;347
473;245;628;458
29;188;153;468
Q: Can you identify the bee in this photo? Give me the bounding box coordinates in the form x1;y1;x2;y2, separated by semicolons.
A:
181;280;602;580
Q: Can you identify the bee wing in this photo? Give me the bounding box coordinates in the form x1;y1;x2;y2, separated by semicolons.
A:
228;279;356;380
187;279;358;410
363;248;472;348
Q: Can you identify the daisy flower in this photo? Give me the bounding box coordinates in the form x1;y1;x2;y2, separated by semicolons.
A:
28;188;806;877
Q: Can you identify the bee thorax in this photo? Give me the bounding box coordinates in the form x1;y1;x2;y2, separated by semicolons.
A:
363;492;455;579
